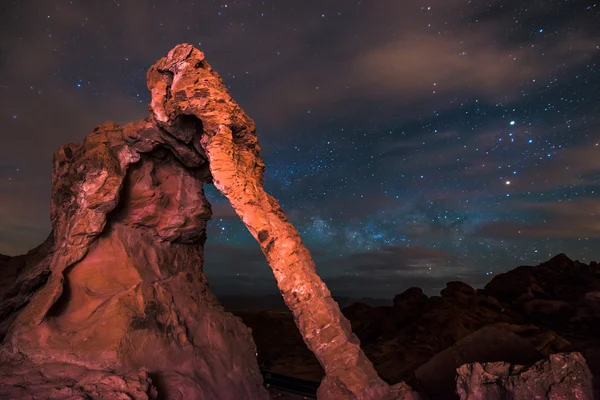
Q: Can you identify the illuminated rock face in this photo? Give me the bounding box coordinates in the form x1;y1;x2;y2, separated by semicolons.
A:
147;44;419;399
0;121;268;398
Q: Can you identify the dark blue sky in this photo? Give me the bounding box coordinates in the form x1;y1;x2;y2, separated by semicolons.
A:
1;0;599;298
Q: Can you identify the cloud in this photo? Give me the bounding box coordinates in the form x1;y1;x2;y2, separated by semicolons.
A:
350;244;458;274
251;1;598;123
355;33;596;102
475;197;600;239
460;136;600;195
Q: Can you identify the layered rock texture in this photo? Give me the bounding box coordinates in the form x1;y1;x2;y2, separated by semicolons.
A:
237;254;600;399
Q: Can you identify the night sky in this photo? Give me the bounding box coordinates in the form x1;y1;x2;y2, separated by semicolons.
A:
1;1;599;298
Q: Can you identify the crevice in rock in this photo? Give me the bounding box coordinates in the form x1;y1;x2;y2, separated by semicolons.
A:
169;114;204;144
45;275;72;318
147;371;168;400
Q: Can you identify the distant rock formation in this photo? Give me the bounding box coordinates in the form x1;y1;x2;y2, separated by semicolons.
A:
237;254;600;399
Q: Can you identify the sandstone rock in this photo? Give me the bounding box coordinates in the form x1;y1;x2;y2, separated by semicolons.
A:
146;43;414;399
521;298;570;315
0;235;55;343
0;361;158;399
456;352;594;400
482;253;600;306
414;327;542;399
1;43;421;400
440;282;477;307
343;301;374;322
0;51;271;399
317;375;421;400
583;291;600;306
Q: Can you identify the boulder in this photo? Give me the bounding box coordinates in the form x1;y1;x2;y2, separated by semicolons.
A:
456;352;594;400
414;326;542;399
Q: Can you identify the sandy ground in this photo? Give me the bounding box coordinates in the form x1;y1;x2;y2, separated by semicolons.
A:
268;388;315;399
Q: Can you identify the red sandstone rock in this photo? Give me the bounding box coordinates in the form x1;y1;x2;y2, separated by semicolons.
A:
0;82;268;399
456;352;594;400
0;361;158;399
146;43;419;399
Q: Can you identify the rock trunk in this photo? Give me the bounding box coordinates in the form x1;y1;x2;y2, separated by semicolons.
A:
147;44;416;399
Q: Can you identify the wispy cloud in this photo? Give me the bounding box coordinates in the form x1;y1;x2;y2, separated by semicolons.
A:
475;197;600;239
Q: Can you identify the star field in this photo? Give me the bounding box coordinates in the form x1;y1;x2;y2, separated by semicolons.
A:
0;0;599;298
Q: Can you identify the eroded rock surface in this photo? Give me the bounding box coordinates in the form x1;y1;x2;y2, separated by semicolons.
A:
0;56;270;398
0;361;158;400
456;352;594;400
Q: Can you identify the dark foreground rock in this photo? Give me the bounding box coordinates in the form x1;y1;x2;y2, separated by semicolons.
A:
235;254;600;398
414;327;542;399
456;352;594;400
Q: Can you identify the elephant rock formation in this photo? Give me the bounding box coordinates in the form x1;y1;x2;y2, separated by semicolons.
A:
0;44;418;399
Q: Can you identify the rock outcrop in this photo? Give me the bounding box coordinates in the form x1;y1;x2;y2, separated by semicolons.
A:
0;48;274;399
414;327;542;399
0;44;419;399
456;352;594;400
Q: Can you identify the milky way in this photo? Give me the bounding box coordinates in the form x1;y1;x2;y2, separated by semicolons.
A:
1;0;598;297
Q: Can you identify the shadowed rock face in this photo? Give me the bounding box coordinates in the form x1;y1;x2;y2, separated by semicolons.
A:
0;104;268;397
